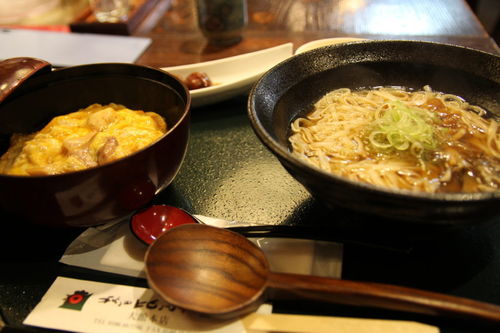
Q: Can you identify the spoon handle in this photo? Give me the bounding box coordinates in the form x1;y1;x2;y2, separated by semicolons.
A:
267;272;500;324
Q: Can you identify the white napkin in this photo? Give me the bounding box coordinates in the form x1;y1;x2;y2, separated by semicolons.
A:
60;217;343;279
0;29;151;66
24;276;273;333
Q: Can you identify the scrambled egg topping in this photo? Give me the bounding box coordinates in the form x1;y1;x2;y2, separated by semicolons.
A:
0;103;167;176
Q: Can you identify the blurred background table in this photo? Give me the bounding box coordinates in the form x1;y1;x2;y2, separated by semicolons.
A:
1;1;500;333
134;0;499;67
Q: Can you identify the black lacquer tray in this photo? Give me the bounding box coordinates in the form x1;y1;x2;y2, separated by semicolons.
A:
1;96;500;333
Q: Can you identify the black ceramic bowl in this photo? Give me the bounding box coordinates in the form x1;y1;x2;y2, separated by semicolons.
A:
248;40;500;226
0;58;190;227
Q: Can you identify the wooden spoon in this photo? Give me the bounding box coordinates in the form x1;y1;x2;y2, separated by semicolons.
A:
145;224;500;324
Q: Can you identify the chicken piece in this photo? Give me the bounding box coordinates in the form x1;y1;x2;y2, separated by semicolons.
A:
62;132;98;168
87;107;117;131
97;137;119;165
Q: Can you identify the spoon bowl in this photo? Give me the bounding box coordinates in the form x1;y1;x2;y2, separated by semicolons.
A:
145;224;500;324
145;223;268;318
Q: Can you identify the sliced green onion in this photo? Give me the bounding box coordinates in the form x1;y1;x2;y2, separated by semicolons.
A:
368;101;440;156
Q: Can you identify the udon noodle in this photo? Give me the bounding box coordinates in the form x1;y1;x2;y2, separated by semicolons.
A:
289;86;499;193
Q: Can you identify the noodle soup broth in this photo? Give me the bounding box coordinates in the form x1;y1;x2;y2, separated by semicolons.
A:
289;86;500;194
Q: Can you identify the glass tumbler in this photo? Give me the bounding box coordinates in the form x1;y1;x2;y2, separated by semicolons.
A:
89;0;129;23
196;0;248;45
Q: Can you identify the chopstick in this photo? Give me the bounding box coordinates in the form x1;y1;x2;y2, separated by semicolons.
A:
242;312;438;333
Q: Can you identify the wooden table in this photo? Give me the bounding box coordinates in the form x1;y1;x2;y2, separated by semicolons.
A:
134;0;499;68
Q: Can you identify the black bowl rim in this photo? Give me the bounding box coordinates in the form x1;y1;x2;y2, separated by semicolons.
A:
248;39;500;202
0;62;191;179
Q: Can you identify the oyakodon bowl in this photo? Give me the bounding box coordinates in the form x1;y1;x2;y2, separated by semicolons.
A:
0;58;190;227
248;40;500;225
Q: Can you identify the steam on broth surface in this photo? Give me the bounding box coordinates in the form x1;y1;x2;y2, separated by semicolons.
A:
289;86;499;193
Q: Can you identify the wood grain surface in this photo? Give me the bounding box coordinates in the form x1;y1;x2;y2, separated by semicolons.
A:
145;224;269;317
267;272;500;325
145;225;500;325
134;0;499;68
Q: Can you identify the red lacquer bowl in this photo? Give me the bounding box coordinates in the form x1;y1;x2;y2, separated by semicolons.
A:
0;58;191;227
